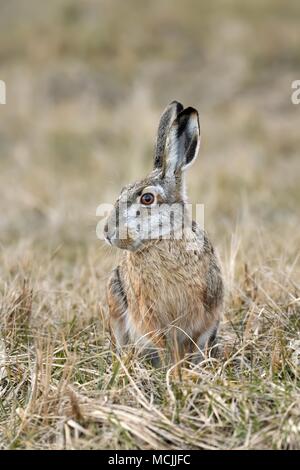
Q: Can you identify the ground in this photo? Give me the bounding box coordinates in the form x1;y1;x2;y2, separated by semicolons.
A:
0;0;299;449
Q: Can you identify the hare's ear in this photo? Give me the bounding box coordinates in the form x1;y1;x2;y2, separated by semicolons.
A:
154;100;184;169
163;107;200;178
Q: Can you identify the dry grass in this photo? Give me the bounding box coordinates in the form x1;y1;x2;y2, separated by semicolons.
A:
0;0;300;450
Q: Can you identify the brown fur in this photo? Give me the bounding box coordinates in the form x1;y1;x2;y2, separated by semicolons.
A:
107;225;223;362
105;101;224;364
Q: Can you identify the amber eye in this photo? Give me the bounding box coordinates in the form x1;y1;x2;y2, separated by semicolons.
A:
140;192;155;206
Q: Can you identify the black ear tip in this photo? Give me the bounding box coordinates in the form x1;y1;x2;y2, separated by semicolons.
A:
177;106;200;129
168;100;184;112
180;106;199;117
169;99;182;105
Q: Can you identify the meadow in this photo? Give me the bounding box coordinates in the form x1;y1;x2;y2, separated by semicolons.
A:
0;0;299;449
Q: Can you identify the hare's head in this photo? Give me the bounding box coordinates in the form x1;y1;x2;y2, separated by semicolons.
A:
104;101;200;251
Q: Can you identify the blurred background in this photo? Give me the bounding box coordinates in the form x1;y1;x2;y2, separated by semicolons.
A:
0;0;299;298
1;1;300;449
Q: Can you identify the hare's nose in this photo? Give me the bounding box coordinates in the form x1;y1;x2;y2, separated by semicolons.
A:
105;233;114;246
104;225;117;245
104;222;112;245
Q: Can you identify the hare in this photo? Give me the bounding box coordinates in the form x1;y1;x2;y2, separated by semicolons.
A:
104;101;223;365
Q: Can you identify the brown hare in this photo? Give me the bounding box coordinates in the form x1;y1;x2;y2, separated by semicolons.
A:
104;101;223;365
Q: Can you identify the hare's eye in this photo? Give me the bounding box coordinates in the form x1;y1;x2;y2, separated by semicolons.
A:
140;193;155;206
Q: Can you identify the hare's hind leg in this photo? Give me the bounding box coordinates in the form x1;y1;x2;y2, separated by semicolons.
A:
187;321;220;364
197;321;220;358
107;267;129;352
198;322;219;350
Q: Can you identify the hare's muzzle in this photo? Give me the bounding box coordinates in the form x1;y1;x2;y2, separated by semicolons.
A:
104;230;142;251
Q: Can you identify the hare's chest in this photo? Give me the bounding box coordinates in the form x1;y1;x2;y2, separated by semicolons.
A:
125;261;205;327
